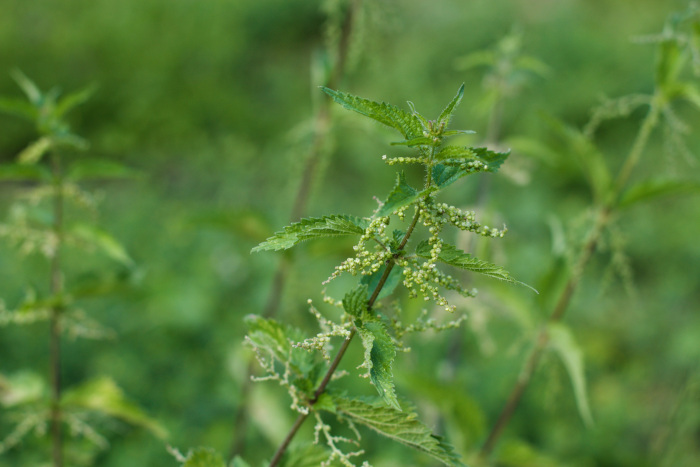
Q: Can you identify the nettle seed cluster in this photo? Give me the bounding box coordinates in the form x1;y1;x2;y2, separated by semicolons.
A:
324;188;506;314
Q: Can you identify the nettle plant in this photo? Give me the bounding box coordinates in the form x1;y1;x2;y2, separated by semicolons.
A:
0;72;164;466
245;85;534;466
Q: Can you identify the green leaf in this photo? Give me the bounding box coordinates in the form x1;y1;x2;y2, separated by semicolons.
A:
415;241;536;292
618;178;700;209
436;146;509;168
376;172;422;217
330;396;466;466
52;132;89;151
547;323;594;427
70;224;135;267
431;148;510;189
437;84;465;128
67;160;140;181
543;115;611;202
61;377;168;438
656;39;683;88
54;84;96;119
0;97;38;121
0;163;50;181
17;137;52;165
178;447;226;467
0;371;46;407
342;284;369;317
10;69;42;106
390;136;435;147
435;145;476;160
454;50;496;70
357;320;400;411
252;215;368;252
360;264;404;301
321;87;423;139
441;130;476;137
244;315;315;377
230;457;251;467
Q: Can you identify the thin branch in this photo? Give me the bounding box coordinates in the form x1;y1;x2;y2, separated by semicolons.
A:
49;151;64;467
479;92;662;458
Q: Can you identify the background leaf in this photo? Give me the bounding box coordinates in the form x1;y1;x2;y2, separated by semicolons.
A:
61;377;168;438
547;323;594;427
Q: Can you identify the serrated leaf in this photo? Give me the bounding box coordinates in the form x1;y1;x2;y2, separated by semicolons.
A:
357;320;400;410
547;323;594;427
178;447;226;467
432;148;510;189
360;264;404;301
67;160;140;181
415;241;536;292
312;393;336;414
438;84;465;127
70;224;134;267
435;146;476;160
283;443;332;467
342;284;369;317
321;87;423;139
390;136;435;147
330;396;466;466
442;130;476;137
376;172;422;217
61;377;168;438
0;163;50;181
17;137;52;165
244;315;316;378
617;178;700;209
252;215;368;252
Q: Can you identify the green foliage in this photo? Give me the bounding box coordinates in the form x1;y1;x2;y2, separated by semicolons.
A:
618;178;700;209
330;396;465;467
376;172;422;217
356;319;399;410
252;215;369;252
247;83;531;465
61;377;168;438
547;324;594;427
321;87;424;139
0;72;156;465
414;240;533;290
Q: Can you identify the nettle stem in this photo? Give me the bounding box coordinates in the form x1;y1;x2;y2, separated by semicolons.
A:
268;207;422;467
49;151;64;467
479;94;662;458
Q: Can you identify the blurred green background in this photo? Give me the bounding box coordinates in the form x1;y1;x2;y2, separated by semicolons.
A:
1;0;699;465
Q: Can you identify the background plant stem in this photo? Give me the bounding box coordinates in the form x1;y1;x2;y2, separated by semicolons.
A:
229;1;361;460
478;94;662;459
49;151;64;467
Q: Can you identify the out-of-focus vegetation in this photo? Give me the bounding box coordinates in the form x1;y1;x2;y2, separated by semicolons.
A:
1;0;699;466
